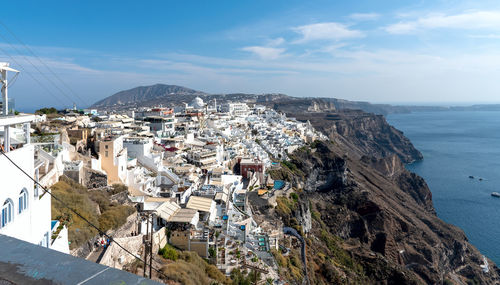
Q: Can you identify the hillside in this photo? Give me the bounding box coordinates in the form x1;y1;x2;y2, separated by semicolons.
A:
250;110;499;284
91;84;207;109
90;84;409;115
87;85;500;283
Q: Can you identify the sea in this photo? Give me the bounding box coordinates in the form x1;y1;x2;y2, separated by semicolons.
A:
387;111;500;264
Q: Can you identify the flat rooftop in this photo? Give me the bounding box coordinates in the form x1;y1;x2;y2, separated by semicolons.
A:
0;234;161;284
0;114;35;127
186;196;214;213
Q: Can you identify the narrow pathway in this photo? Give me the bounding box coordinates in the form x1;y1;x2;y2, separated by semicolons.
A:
283;227;309;285
86;245;109;264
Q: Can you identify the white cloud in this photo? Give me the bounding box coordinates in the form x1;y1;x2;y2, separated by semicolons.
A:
349;13;380;21
293;22;364;43
386;11;500;34
267;37;285;46
241;46;285;60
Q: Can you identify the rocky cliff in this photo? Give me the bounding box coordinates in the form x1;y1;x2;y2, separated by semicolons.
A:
293;110;423;163
252;110;499;284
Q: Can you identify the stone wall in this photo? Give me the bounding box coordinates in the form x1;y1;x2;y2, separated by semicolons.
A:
152;227;167;253
99;235;143;270
85;167;107;189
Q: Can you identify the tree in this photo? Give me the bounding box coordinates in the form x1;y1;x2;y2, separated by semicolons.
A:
35;107;58;115
208;247;216;258
158;244;179;261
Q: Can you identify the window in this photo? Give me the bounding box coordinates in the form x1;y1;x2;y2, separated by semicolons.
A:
19;189;28;214
105;145;108;149
105;151;108;157
1;199;14;227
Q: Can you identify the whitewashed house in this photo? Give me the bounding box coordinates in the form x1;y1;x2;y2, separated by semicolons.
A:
0;62;68;254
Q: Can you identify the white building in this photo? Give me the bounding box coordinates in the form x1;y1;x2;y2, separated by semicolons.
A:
0;114;54;248
123;137;153;159
222;103;249;116
0;63;61;251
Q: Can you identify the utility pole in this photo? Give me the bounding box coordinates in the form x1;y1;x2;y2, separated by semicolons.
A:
143;214;149;278
0;63;19;153
149;214;153;279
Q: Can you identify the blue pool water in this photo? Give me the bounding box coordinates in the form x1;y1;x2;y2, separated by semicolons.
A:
274;180;285;190
387;111;500;264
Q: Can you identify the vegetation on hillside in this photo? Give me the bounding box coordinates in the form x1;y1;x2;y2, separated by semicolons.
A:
271;248;303;282
269;146;368;284
275;194;303;234
158;246;231;285
35;107;58;114
51;176;135;248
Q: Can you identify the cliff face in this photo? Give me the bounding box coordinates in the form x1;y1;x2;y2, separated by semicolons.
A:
293;110;423;163
254;110;499;284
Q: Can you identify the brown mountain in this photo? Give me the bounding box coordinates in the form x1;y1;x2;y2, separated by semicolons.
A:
90;84;408;115
91;84;207;109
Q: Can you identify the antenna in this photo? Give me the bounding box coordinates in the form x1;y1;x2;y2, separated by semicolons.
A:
0;62;20;116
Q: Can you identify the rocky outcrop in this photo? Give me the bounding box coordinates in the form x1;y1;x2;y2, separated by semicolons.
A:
282;140;499;284
293;110;423;163
251;108;499;284
294;128;498;284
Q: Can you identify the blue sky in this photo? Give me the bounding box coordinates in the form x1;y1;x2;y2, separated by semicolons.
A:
2;0;500;110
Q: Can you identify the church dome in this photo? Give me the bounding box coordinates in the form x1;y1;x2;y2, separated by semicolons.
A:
190;97;204;109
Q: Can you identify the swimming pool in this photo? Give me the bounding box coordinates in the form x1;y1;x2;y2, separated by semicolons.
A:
274;180;285;190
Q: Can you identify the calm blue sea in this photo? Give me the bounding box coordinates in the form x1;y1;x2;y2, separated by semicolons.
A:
387;111;500;264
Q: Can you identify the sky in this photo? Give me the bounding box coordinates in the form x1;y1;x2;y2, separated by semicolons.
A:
2;0;500;110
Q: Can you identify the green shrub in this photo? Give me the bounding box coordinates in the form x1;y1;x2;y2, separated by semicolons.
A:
35;107;58;114
159;244;179;261
208;247;216;258
281;160;297;171
311;210;321;221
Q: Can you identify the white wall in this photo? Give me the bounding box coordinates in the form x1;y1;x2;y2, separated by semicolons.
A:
51;225;70;254
0;145;52;248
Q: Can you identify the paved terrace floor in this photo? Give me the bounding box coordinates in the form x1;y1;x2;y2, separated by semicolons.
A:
0;234;161;285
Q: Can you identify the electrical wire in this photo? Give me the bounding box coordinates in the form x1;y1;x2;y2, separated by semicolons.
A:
0;45;60;107
0;32;80;107
0;20;89;107
0;148;169;281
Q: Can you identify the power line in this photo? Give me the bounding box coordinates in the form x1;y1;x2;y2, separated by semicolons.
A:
0;20;89;107
0;45;60;107
0;149;168;281
0;31;80;107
